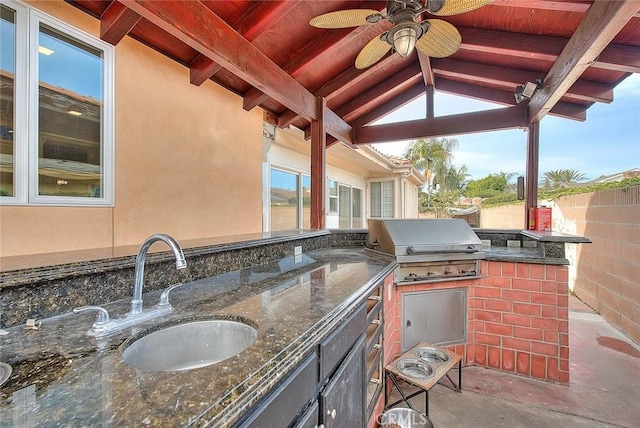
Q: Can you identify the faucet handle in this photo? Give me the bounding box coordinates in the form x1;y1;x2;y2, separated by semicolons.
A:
73;306;111;335
158;283;183;306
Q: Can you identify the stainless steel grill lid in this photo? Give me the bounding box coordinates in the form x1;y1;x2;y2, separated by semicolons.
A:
366;219;484;263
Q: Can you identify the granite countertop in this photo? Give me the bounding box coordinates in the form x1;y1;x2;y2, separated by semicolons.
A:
0;248;394;427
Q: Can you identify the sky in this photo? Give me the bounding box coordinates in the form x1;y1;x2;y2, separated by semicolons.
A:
372;73;640;182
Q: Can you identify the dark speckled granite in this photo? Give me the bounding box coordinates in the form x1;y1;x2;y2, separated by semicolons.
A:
0;248;395;427
0;232;331;329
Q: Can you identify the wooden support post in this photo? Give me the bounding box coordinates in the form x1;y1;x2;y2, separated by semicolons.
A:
525;122;540;229
310;97;327;230
426;85;435;119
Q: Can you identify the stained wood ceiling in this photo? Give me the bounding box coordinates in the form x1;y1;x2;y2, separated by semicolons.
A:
68;0;640;146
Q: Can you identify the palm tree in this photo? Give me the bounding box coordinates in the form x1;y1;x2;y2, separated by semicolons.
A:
403;137;459;191
541;169;587;189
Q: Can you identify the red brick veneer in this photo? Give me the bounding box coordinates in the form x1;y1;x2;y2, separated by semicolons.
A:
473;260;570;384
382;260;570;385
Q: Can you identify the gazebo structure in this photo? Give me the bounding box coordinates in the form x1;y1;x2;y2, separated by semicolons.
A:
68;0;640;227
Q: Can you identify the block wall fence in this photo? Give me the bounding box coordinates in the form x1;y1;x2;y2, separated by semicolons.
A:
480;185;640;345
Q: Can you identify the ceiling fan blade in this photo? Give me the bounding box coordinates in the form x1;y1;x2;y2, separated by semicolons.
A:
415;19;461;58
428;0;493;16
309;9;383;29
355;34;392;69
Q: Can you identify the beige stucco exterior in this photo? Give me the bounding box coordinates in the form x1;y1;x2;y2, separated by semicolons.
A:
0;0;264;257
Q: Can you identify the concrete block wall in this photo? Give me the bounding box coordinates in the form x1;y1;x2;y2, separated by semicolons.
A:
478;185;640;346
553;186;640;345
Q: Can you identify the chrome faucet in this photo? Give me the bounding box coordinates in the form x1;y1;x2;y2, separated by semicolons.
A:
74;233;187;337
130;233;187;315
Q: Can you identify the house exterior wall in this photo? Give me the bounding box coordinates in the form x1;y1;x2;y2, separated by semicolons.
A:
0;0;264;257
479;186;640;345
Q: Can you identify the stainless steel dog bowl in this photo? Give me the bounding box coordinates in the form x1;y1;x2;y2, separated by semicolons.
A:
415;346;450;364
396;358;434;379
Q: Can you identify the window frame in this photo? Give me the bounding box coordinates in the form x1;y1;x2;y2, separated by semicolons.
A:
369;179;395;219
0;0;114;206
268;165;310;231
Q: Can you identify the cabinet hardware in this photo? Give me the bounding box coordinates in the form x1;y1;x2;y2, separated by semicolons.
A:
369;378;381;385
371;319;381;325
327;409;337;419
368;295;381;301
373;343;382;350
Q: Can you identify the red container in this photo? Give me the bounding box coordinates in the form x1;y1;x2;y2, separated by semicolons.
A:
529;206;552;231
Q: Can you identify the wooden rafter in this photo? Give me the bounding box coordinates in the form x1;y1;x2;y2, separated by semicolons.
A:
277;55;411;129
335;64;422;122
100;1;140;45
122;0;353;143
354;105;528;144
432;58;613;104
458;27;640;74
434;78;587;121
190;1;300;87
529;0;640;122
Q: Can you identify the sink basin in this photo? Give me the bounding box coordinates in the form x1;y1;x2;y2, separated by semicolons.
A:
120;318;258;372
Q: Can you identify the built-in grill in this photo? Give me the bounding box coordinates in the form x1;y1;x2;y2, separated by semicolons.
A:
365;219;485;285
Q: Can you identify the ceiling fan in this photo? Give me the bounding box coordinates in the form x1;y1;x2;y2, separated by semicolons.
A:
310;0;492;69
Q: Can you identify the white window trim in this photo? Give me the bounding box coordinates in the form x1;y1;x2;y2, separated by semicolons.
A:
267;164;309;231
329;178;364;228
368;178;395;219
0;0;115;206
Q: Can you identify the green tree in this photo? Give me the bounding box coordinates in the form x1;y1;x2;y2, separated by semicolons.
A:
541;169;587;190
465;172;516;198
403;137;459;192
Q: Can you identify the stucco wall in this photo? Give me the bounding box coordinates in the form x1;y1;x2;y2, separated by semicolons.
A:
479;187;640;345
0;0;263;256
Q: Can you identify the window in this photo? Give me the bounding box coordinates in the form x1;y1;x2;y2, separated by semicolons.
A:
270;167;310;231
370;181;394;218
328;179;338;214
0;0;114;205
331;180;363;229
352;188;362;228
338;184;350;228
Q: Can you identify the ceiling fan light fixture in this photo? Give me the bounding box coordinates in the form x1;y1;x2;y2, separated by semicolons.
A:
387;22;424;58
393;26;417;57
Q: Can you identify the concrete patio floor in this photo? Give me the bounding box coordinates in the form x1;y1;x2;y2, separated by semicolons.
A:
387;296;640;428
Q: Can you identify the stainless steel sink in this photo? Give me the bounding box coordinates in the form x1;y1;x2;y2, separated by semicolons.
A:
120;318;258;372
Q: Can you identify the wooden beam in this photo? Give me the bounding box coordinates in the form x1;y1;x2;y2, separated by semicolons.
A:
235;1;301;42
354;105;528;144
277;54;410;128
525;121;540;229
432;58;614;104
189;1;299;87
529;0;640;123
310;97;326;230
190;54;223;86
100;1;140;45
458;27;640;74
243;89;270;111
350;83;426;127
417;51;435;87
491;0;640;16
434;78;587;121
335;64;422;121
123;0;353;142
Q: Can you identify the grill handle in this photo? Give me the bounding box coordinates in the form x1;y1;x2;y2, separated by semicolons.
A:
405;245;479;255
